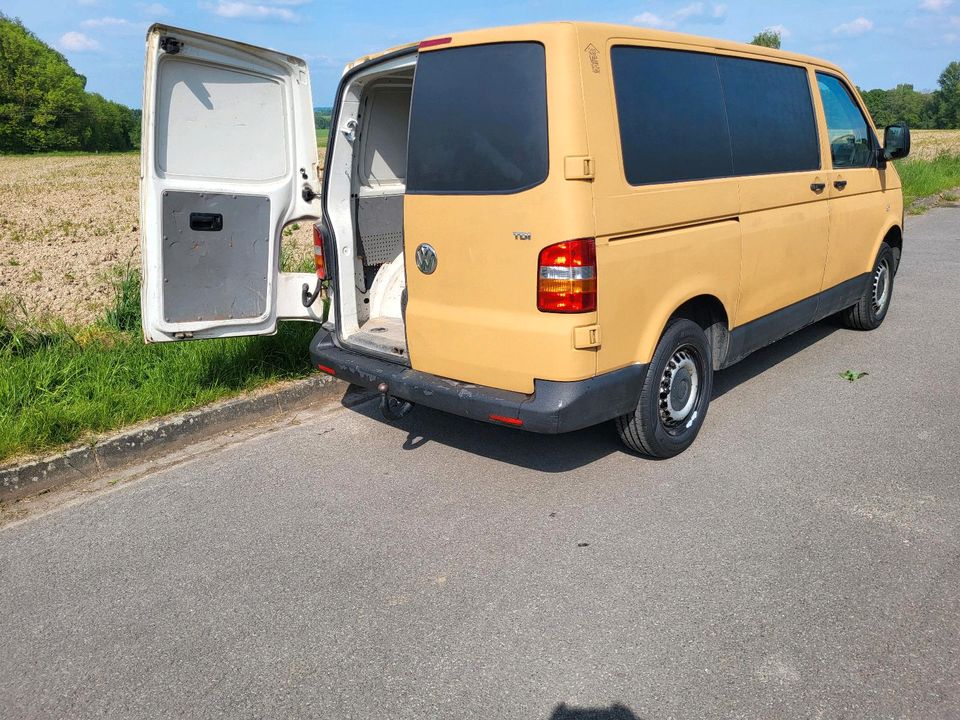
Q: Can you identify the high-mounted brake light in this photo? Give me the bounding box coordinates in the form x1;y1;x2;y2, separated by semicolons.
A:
537;238;597;313
418;37;452;49
312;224;327;280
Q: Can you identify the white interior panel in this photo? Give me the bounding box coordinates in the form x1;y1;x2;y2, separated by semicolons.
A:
359;86;411;189
156;60;287;181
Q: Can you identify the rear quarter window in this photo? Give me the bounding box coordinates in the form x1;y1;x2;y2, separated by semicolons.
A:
611;46;821;185
406;42;548;194
611;46;733;185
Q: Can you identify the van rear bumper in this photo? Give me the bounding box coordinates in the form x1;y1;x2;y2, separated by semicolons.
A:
310;331;647;434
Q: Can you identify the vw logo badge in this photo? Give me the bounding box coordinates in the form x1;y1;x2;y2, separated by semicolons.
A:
415;243;438;275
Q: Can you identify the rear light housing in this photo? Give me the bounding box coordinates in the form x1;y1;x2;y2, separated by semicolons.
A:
312;223;327;280
537;238;597;313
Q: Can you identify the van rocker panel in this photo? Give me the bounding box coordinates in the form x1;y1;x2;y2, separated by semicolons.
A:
310;331;648;434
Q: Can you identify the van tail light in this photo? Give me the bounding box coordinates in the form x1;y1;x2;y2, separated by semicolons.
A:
312;223;327;280
537;238;597;313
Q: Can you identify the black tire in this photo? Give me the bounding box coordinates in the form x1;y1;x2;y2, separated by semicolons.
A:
616;318;713;458
840;242;895;331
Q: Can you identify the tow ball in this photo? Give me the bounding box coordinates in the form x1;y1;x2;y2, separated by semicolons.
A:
377;382;414;421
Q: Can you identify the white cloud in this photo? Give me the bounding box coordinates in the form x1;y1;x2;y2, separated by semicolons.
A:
832;17;874;36
675;2;727;23
632;3;727;29
300;52;340;67
208;1;298;21
765;24;792;39
632;11;672;28
921;0;953;10
140;2;171;15
58;31;101;52
81;17;135;29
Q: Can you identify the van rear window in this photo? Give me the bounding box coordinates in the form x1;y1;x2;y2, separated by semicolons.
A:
406;42;548;194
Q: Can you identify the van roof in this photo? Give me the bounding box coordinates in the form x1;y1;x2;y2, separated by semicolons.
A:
346;21;843;76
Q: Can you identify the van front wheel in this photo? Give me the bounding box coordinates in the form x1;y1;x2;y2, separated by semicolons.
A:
616;318;713;459
839;242;895;331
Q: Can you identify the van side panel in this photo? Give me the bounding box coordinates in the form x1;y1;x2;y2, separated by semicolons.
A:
583;30;740;371
403;24;596;395
594;219;741;369
737;171;830;326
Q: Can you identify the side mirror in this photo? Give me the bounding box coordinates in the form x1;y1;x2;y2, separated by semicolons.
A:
883;123;911;161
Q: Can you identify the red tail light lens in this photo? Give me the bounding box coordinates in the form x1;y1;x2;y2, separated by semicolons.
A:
537;238;597;313
312;224;326;280
489;414;523;427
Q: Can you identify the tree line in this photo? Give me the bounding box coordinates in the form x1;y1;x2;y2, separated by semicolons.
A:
0;14;138;153
4;12;960;155
860;69;960;130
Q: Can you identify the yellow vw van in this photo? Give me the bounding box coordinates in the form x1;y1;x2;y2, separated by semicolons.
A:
140;22;910;458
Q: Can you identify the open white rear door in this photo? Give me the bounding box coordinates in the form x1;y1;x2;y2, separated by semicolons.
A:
141;24;322;342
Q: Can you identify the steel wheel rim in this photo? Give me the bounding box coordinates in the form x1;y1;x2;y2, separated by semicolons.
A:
872;258;890;314
658;345;701;433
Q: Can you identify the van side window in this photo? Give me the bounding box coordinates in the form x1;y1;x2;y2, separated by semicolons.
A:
816;73;874;169
718;57;820;175
406;43;548;194
611;47;820;185
611;47;733;185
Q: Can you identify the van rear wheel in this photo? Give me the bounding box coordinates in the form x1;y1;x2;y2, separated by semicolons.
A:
616;318;713;458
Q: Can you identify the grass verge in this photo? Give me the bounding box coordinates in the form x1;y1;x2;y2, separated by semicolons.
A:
0;266;319;464
896;154;960;207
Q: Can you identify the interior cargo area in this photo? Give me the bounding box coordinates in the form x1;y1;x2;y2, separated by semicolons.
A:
325;56;416;363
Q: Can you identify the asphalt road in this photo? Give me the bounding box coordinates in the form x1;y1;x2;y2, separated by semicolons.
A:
3;208;959;720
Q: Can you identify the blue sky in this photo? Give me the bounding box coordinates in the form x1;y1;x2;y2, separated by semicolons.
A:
4;0;958;108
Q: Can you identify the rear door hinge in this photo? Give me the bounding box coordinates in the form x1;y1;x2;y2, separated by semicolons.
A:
574;324;601;349
564;155;595;181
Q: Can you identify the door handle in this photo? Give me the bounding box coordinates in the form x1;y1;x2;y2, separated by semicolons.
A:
834;180;848;190
189;212;223;232
810;182;826;193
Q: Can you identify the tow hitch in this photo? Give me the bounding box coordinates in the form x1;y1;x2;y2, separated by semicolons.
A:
377;382;414;421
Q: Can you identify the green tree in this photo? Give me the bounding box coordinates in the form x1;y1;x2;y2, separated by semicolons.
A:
750;29;781;49
935;61;960;129
0;13;138;152
314;108;330;130
861;84;936;129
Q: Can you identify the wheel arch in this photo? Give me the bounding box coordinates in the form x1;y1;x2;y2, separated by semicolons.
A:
663;294;732;371
872;223;903;273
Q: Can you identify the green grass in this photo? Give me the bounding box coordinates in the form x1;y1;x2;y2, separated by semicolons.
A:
316;127;329;151
895;154;960;207
0;266;319;464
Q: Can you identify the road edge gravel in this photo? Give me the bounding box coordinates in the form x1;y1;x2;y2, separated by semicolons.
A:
0;375;367;504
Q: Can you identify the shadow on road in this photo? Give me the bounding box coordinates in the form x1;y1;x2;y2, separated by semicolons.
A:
343;318;841;472
350;397;624;472
713;318;839;398
549;703;642;719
